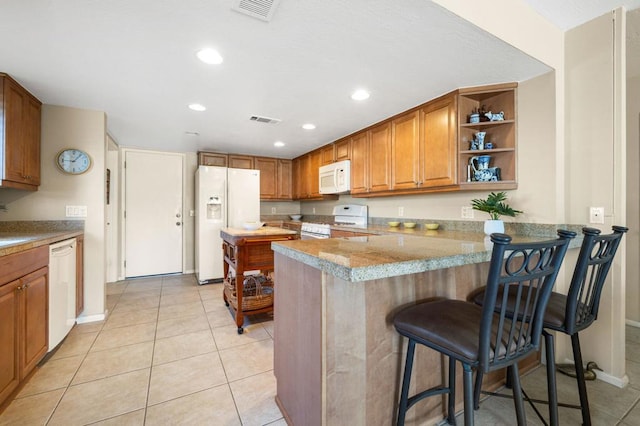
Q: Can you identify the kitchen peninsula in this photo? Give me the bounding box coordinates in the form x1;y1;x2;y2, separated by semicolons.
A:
271;229;582;426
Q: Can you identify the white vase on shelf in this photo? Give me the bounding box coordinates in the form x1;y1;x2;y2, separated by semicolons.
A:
484;219;505;235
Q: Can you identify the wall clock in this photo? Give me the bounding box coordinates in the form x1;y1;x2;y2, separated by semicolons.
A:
56;148;92;175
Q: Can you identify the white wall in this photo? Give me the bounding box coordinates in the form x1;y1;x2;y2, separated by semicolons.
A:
562;9;627;383
0;105;107;320
626;10;640;323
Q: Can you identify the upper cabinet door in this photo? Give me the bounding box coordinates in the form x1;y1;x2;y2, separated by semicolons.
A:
391;110;420;190
420;95;457;188
368;122;392;193
254;157;278;200
349;131;369;194
198;152;228;167
277;159;292;200
228;155;254;169
1;76;42;190
335;138;351;161
321;144;335;165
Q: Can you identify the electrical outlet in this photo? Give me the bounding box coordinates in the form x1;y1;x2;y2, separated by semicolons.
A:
312;207;316;214
589;207;605;224
271;207;276;214
398;207;404;217
461;206;474;219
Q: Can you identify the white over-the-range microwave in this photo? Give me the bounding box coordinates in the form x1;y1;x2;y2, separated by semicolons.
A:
319;160;351;194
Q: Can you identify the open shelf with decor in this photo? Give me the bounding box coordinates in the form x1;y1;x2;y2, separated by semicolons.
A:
457;83;517;190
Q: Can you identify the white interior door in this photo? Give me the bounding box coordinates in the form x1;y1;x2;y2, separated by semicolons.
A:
124;150;183;277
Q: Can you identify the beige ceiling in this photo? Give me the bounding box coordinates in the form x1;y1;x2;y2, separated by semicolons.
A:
0;1;636;159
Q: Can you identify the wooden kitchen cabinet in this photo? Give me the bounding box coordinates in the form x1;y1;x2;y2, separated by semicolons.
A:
277;159;292;200
321;144;335;165
335;138;351;161
419;94;458;188
0;279;19;404
293;151;337;201
19;267;48;380
0;245;48;406
76;235;84;317
457;83;517;190
228;154;254;169
391;110;420;190
254;157;292;200
0;73;42;191
351;123;392;195
255;157;278;199
198;152;228;167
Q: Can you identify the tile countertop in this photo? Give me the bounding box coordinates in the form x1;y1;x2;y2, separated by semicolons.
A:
271;228;584;283
0;231;84;256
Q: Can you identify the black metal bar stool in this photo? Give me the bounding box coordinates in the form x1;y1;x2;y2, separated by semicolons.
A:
470;226;627;426
393;231;575;425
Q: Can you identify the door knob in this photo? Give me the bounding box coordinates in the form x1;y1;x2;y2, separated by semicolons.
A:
176;222;182;226
176;213;181;218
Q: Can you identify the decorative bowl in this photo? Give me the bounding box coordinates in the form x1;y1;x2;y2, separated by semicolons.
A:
425;223;439;230
243;221;264;231
388;221;400;227
403;222;416;229
289;214;302;220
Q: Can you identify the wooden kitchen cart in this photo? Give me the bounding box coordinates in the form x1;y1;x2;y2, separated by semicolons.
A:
220;227;297;334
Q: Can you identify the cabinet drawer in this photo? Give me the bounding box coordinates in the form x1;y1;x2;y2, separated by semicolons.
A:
0;246;48;287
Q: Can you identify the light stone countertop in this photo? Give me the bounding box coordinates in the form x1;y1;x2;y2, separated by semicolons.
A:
221;226;298;238
0;230;84;256
271;229;583;282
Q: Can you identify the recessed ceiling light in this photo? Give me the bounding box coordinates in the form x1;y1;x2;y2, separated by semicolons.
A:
197;48;223;65
274;141;285;147
188;103;206;112
302;123;316;130
351;89;370;101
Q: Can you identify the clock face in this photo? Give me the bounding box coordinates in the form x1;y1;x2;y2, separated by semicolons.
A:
56;149;92;175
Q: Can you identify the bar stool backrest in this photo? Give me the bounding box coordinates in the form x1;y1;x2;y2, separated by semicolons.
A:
564;226;628;335
479;230;575;373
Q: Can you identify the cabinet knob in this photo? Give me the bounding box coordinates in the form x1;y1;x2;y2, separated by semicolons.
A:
16;285;22;291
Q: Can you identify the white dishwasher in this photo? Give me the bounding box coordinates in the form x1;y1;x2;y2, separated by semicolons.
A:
49;238;77;351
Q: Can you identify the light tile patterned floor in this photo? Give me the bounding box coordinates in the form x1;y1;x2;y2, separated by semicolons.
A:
1;273;639;425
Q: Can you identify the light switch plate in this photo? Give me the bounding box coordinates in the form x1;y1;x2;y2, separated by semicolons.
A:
66;205;87;217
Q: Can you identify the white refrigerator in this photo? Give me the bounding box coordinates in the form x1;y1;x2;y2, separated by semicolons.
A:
195;166;261;284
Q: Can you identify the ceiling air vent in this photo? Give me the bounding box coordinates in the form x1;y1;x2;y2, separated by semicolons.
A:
231;0;281;22
250;115;281;124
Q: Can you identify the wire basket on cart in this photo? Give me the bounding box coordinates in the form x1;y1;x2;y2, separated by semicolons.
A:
223;273;274;312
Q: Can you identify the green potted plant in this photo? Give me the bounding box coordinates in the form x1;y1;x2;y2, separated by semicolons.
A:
471;191;523;234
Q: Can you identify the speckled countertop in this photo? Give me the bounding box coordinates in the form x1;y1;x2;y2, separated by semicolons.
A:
0;221;84;256
221;226;298;237
271;226;584;282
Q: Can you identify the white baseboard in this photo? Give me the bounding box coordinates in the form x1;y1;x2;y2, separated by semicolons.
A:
626;319;640;328
76;313;106;324
561;358;629;388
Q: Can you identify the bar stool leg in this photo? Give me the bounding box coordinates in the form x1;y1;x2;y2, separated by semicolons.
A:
509;363;526;425
463;364;474;425
397;339;416;426
473;370;483;409
447;358;457;425
572;333;592;426
544;331;559;426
